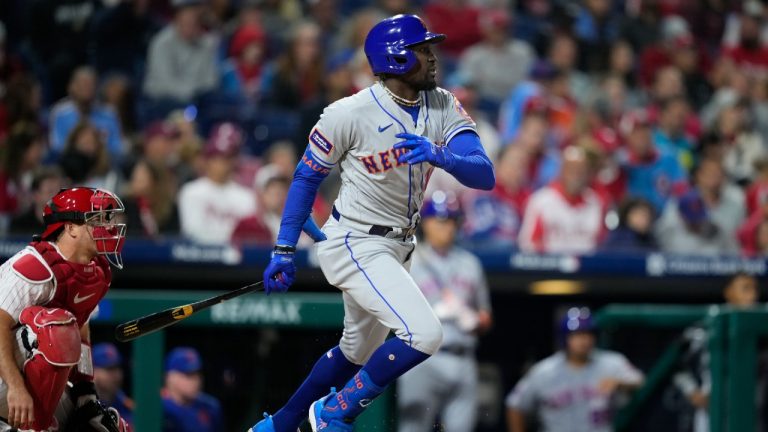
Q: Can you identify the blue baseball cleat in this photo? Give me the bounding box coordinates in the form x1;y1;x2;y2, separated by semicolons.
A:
248;413;285;432
308;389;354;432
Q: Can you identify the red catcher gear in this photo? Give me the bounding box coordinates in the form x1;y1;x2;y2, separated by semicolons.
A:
18;306;81;430
27;241;112;328
40;188;126;269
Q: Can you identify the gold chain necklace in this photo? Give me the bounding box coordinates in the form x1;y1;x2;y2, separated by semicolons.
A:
380;82;421;107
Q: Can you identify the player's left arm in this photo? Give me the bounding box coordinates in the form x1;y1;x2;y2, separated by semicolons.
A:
394;130;495;190
598;353;645;395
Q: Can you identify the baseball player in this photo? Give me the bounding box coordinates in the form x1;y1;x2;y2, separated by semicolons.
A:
249;14;495;432
0;187;129;432
396;191;492;432
506;308;644;432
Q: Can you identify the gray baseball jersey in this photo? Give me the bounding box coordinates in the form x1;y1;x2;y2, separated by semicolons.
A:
308;82;476;229
409;243;491;349
506;350;644;432
314;83;477;364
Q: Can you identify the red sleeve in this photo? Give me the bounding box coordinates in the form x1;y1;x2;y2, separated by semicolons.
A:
737;209;765;256
528;213;546;253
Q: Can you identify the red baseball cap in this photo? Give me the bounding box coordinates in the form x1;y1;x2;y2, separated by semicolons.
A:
204;122;244;158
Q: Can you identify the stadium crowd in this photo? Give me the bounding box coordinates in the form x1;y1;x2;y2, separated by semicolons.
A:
1;0;768;256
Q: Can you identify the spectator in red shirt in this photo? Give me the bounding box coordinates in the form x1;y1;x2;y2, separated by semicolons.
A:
221;24;267;102
721;1;768;77
746;157;768;215
423;0;482;59
518;146;605;254
639;15;691;87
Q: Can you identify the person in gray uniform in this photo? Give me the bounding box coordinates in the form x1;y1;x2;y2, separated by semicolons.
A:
397;191;493;432
249;13;495;432
506;308;644;432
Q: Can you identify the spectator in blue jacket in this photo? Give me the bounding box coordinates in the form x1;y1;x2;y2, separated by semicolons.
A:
619;110;688;213
49;66;124;162
601;198;657;253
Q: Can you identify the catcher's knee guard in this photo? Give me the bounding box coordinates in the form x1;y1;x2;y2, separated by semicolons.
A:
18;306;81;430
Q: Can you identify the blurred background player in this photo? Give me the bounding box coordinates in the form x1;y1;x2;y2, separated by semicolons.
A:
162;347;223;432
672;272;761;432
0;187;128;431
93;342;134;428
397;191;492;432
506;308;644;432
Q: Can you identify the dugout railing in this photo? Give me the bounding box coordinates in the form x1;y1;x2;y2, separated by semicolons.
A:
596;304;768;432
90;290;394;432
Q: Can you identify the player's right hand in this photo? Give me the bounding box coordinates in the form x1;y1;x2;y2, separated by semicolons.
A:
7;384;34;428
264;245;296;294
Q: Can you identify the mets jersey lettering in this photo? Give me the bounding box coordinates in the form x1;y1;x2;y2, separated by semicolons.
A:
306;84;476;228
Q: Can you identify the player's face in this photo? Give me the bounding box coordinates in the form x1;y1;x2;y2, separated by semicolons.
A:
725;276;759;307
403;43;438;91
422;217;457;249
566;331;595;360
167;371;203;401
94;367;124;396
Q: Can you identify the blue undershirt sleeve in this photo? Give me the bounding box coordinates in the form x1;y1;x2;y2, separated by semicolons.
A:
276;147;332;247
445;130;495;190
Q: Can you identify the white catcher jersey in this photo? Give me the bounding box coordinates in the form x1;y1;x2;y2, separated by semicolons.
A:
307;83;476;228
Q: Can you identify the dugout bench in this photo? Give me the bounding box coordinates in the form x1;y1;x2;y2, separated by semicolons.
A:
91;290;393;432
597;305;768;432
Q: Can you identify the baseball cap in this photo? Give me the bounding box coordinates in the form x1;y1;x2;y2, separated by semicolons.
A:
529;60;558;81
619;110;652;137
93;343;122;369
165;347;203;373
204;122;244;158
479;9;512;30
678;189;709;224
421;190;461;220
230;24;266;57
144;121;180;142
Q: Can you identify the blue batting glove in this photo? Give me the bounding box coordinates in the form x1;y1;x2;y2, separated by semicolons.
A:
393;133;455;170
263;245;296;294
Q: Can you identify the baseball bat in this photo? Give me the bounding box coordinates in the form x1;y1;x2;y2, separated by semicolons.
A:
114;281;264;342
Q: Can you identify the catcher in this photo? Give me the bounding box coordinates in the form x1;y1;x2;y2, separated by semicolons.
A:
0;187;129;432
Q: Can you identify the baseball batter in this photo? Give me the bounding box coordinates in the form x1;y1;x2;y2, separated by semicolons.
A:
506;309;644;432
397;192;492;432
0;188;130;432
249;14;495;432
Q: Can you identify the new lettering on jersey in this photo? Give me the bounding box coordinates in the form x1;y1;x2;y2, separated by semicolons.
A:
306;84;476;228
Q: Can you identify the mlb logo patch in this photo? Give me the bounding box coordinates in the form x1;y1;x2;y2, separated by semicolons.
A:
310;129;333;155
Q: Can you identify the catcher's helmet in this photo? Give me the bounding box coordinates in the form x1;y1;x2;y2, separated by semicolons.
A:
364;14;446;76
421;190;461;220
40;188;126;268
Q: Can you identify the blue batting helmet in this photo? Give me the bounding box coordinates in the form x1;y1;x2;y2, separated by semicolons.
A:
421;190;461;220
559;307;596;343
364;14;446;76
